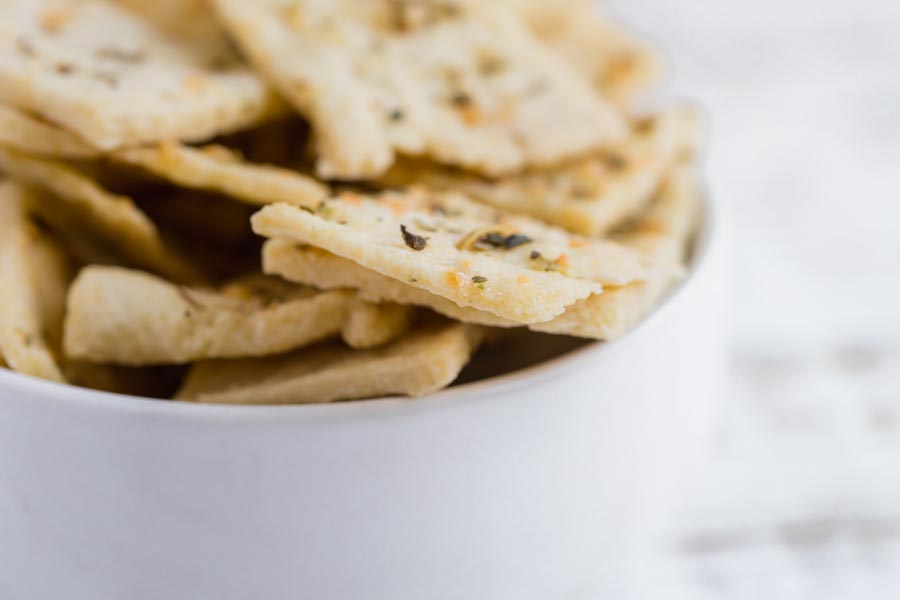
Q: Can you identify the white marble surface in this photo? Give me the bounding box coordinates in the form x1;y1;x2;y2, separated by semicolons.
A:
609;0;900;596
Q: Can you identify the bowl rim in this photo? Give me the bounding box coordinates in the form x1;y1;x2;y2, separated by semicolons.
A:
0;195;715;422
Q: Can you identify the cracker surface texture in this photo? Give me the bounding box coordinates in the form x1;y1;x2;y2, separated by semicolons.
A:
212;0;625;179
0;0;280;149
0;104;98;158
114;142;327;208
384;105;701;235
177;321;484;405
64;267;410;364
252;188;651;324
532;165;702;339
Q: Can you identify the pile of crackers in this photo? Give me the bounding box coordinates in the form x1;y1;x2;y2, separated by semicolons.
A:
0;0;705;405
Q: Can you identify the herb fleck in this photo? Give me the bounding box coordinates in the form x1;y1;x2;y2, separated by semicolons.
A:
471;275;488;284
388;108;405;122
479;232;532;250
451;92;473;108
400;224;428;250
602;153;627;171
530;250;542;260
54;62;75;75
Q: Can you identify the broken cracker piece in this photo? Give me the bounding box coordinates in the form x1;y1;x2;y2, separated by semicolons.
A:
531;164;702;339
342;300;417;350
177;320;485;405
114;142;327;208
252;187;650;324
264;239;515;327
0;181;70;382
0;0;281;150
384;105;702;235
0;147;199;282
263;166;700;340
63;267;411;365
538;6;666;105
0;103;98;159
212;0;625;179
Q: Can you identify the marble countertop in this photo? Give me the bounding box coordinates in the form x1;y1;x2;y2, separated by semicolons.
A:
609;0;900;596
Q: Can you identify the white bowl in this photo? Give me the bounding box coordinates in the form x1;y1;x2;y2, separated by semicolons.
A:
0;201;725;600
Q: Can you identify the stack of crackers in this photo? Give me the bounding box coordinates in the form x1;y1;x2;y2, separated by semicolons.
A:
0;0;705;405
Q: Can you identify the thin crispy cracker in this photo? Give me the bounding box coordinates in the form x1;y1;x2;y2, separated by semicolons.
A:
342;300;416;350
499;0;589;36
263;166;700;339
538;7;665;105
63;267;410;364
0;104;98;158
113;142;327;208
264;239;515;327
0;0;281;150
109;0;228;52
385;105;701;235
531;165;702;339
177;320;485;405
0;182;69;382
212;0;625;179
0;147;198;281
252;188;650;324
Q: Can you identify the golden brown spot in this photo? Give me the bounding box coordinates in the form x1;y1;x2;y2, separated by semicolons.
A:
445;270;463;288
183;74;209;92
631;219;667;236
568;238;588;249
458;259;473;271
460;103;482;126
281;5;306;30
382;196;407;216
339;191;363;204
39;4;73;34
516;275;531;285
200;144;241;163
555;254;570;268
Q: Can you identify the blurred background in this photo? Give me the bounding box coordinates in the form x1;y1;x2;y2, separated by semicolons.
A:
611;0;900;597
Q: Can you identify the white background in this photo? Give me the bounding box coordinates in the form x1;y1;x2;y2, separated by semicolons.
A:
610;0;900;597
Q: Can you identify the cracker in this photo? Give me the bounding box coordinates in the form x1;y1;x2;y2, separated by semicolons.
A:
537;7;664;104
0;182;70;382
264;239;515;327
212;0;625;179
113;142;327;208
109;0;228;52
531;165;702;339
342;300;416;350
0;0;281;150
498;0;589;37
176;320;485;405
263;166;700;340
0;103;98;158
384;105;701;235
0;147;199;282
63;267;411;365
251;188;650;324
